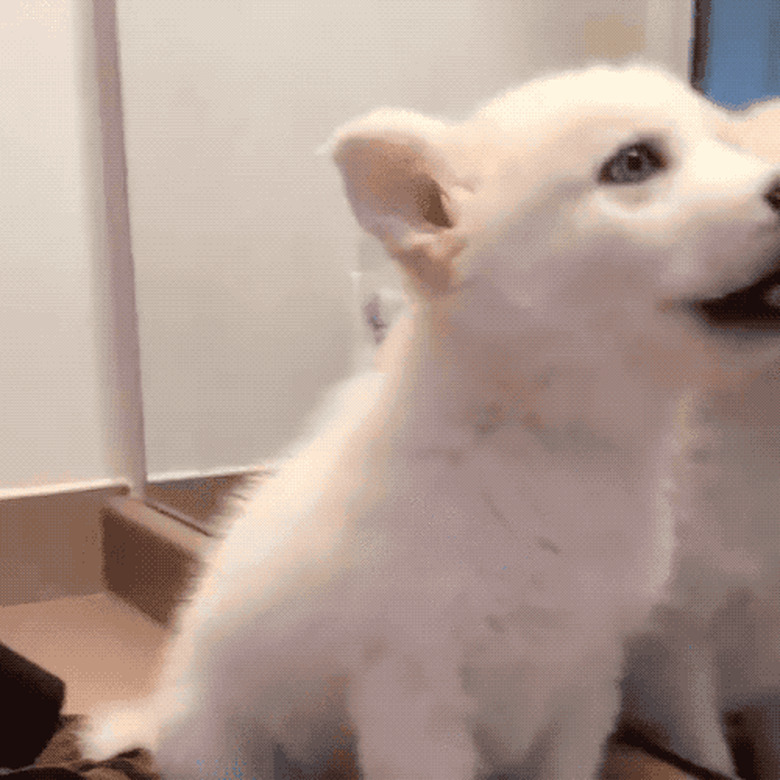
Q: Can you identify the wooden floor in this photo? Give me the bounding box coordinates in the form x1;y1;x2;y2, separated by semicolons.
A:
0;593;700;778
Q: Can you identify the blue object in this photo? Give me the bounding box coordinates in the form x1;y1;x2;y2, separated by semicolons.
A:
700;0;780;108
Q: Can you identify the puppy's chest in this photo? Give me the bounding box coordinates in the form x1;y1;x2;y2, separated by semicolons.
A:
365;441;645;614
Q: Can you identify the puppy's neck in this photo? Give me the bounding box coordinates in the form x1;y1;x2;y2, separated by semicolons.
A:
384;304;678;463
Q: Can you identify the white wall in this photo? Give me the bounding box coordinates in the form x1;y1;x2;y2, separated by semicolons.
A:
117;0;692;479
0;0;692;494
0;1;115;494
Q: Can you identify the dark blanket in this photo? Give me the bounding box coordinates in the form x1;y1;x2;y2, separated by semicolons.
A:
5;714;749;780
9;715;363;780
4;716;158;779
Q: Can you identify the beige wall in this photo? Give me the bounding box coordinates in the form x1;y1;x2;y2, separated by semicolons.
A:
0;2;115;493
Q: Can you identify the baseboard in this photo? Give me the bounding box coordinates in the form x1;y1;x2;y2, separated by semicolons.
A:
1;470;266;621
0;483;128;607
101;495;215;626
103;467;273;624
145;468;266;532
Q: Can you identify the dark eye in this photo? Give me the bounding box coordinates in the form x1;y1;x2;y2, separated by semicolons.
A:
599;142;666;185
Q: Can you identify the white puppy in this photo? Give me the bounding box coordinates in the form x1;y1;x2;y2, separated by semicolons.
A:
621;98;780;779
81;65;780;779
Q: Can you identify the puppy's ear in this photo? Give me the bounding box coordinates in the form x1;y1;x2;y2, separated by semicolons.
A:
328;109;465;293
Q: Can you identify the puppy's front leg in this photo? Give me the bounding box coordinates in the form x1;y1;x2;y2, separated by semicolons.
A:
348;649;478;780
540;658;622;780
154;707;275;780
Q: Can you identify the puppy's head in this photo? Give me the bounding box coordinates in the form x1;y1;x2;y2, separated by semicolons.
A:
330;65;780;389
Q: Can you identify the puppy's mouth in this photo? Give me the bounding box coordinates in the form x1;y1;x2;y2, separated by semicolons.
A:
689;261;780;330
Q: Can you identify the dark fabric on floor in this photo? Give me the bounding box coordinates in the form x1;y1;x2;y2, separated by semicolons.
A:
0;642;65;769
6;715;359;779
4;711;745;779
3;716;159;780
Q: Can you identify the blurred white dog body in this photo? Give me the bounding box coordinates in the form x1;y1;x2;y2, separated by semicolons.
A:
622;99;780;779
81;66;780;779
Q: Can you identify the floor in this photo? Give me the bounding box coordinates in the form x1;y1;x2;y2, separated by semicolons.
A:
0;593;698;778
0;593;167;715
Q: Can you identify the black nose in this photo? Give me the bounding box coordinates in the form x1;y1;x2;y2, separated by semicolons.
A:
765;178;780;212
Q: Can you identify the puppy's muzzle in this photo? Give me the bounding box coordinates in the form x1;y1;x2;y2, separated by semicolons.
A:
690;177;780;329
764;177;780;214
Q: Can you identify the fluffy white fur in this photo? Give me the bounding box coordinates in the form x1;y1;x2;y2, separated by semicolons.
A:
81;65;780;779
622;98;780;779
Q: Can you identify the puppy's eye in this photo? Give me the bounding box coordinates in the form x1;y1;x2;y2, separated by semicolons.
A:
599;142;666;185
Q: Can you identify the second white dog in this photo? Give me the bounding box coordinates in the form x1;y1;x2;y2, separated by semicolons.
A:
621;96;780;779
82;65;780;779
